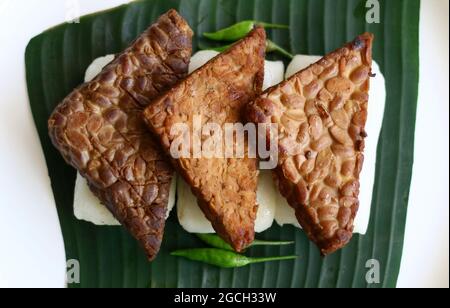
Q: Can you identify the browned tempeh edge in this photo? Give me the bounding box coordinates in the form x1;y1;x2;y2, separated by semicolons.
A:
247;33;374;256
143;27;266;252
47;9;193;260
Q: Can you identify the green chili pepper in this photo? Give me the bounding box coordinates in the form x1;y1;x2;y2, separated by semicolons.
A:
171;248;297;268
199;40;293;59
204;20;289;41
196;233;294;251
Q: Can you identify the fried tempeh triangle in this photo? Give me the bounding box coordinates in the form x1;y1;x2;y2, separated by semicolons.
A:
247;33;374;255
48;10;193;260
144;27;266;252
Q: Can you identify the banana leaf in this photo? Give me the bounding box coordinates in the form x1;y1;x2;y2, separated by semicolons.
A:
25;0;420;288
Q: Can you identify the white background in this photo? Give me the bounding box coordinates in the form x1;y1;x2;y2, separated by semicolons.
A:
0;0;448;288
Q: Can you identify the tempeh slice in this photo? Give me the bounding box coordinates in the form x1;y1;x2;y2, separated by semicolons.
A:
247;33;374;255
48;10;193;260
144;27;266;252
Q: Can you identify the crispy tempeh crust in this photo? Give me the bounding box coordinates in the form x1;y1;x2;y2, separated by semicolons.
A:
144;27;266;252
48;10;193;260
247;33;374;255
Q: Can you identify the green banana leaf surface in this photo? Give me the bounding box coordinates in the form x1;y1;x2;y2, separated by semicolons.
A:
25;0;420;288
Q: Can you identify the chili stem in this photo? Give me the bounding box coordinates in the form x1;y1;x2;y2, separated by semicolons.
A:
249;255;298;264
196;233;294;251
266;40;294;59
258;22;290;30
252;240;295;247
209;44;232;53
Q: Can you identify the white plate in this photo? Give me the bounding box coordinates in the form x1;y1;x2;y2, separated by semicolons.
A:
0;0;447;288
